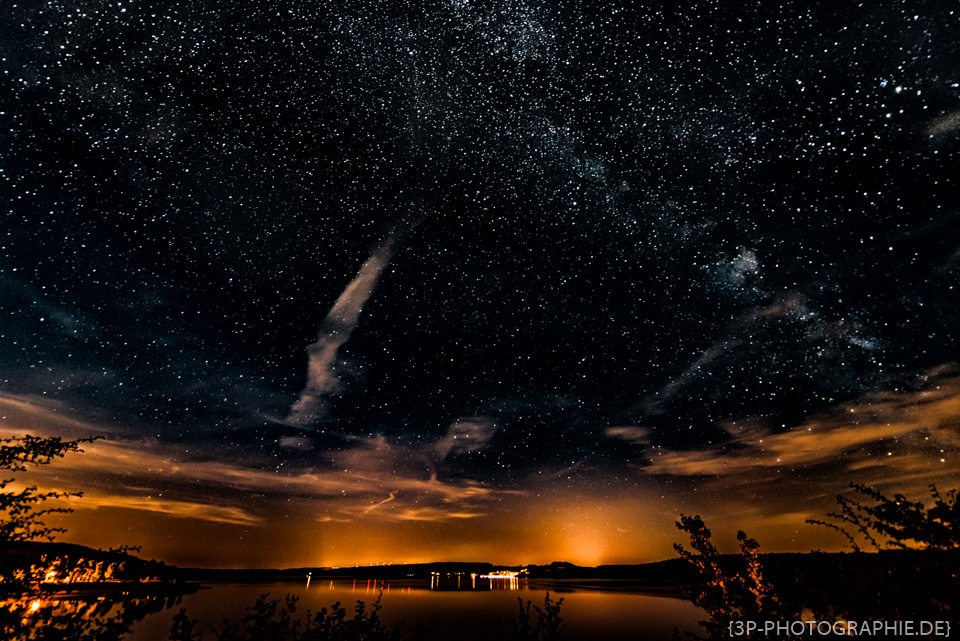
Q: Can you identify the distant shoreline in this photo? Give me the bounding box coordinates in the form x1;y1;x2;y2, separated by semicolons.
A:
9;543;953;605
176;558;698;584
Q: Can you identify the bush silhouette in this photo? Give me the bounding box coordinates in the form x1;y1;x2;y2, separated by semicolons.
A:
0;435;95;546
673;515;799;640
202;590;428;641
508;592;565;641
674;484;960;639
807;483;960;552
192;589;565;641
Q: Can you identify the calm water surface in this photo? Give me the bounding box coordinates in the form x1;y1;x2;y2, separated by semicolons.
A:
127;578;705;641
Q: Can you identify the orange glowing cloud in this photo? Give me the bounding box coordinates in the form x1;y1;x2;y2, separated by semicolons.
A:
633;373;960;482
0;394;514;531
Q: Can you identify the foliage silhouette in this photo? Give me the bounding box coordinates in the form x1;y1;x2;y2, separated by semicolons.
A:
188;590;428;641
509;592;565;641
807;482;959;552
196;589;565;641
0;435;97;545
674;484;960;639
171;607;204;641
0;434;181;640
672;515;799;640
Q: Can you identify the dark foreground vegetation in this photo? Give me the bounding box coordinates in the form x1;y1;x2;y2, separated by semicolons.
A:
3;434;958;639
165;591;565;641
674;483;959;639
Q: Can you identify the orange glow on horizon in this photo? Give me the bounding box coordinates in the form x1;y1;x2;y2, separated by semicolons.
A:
6;376;960;570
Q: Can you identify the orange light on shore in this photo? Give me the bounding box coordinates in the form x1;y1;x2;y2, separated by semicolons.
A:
478;571;520;579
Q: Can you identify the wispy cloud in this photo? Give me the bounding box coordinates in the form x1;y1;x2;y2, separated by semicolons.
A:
927;110;960;138
394;507;484;521
362;492;396;515
74;494;261;526
0;393;511;528
436;417;499;458
604;426;651;445
647;342;737;414
288;218;423;426
643;372;960;484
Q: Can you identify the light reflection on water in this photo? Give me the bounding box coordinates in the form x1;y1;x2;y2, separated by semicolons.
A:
4;591;189;638
122;578;704;641
429;571;522;591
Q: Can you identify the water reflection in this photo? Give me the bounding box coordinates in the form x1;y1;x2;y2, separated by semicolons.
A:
430;571;524;591
5;579;704;641
3;591;185;638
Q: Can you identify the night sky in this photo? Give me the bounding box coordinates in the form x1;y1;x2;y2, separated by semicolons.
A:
2;0;959;568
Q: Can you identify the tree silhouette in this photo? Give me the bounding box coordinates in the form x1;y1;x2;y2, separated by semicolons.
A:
675;486;960;639
0;435;96;545
673;515;796;640
807;483;960;552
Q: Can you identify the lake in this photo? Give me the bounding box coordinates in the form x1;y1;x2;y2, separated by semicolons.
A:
121;576;706;640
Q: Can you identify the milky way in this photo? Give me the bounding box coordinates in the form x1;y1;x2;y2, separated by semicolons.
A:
2;0;959;565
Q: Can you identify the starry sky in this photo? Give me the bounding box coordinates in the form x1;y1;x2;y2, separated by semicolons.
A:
2;0;959;568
